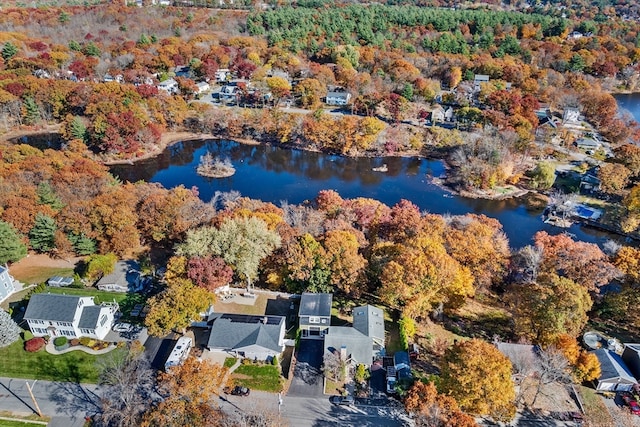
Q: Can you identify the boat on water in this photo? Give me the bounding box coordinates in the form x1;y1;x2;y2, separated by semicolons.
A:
372;164;388;172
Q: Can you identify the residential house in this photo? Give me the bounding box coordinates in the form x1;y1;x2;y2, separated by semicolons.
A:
590;348;638;391
96;260;144;293
47;276;74;288
24;294;118;340
575;137;601;151
324;304;386;365
0;266;16;304
352;305;385;353
567;31;584;40
196;81;210;94
325;90;351;106
579;167;601;193
157;78;178;95
496;342;539;384
174;65;191;78
215;68;231;82
563;107;581;125
430;105;445;123
473;74;490;91
298;293;332;338
622;344;640;381
206;313;286;360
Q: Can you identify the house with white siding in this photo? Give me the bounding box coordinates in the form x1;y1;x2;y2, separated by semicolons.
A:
0;266;16;304
24;294;118;340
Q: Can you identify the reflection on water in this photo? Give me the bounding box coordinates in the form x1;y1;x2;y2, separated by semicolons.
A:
110;139;627;249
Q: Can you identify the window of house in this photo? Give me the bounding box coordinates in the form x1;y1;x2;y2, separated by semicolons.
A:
309;316;320;324
100;315;108;327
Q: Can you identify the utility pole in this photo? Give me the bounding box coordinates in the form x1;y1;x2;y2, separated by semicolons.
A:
25;381;43;418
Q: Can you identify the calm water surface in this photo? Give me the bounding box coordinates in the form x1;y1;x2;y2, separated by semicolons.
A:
614;92;640;122
111;139;619;249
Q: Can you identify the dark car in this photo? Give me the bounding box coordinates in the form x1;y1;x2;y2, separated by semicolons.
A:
230;386;250;396
331;395;354;406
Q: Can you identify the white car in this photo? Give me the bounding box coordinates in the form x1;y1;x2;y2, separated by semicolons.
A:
112;322;133;333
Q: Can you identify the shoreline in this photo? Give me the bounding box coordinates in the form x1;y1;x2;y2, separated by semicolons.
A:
2;126;531;201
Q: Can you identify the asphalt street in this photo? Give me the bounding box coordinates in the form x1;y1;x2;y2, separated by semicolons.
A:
0;377;100;426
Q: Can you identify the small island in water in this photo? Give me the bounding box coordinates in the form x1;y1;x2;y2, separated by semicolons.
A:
196;152;235;178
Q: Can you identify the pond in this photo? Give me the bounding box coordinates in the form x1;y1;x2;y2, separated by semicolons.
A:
110;139;621;249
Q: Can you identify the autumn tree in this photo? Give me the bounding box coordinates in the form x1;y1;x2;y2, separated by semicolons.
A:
186;256;233;292
508;273;592;345
85;253;117;282
554;334;601;382
533;231;619;292
145;257;216;337
280;233;331;294
177;217;281;291
0;220;27;264
598;163;632;194
322;230;366;296
405;381;478;427
266;76;291;106
94;342;156;427
142;356;228;427
293;78;325;109
440;339;516;422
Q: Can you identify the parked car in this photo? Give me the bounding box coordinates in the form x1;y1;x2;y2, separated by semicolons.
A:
621;392;640;415
331;395;354;406
112;322;133;333
230;386;250;396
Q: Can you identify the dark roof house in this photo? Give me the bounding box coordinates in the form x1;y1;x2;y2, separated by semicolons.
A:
206;313;286;360
591;348;637;391
352;305;385;348
622;344;640;381
299;293;332;338
96;260;143;293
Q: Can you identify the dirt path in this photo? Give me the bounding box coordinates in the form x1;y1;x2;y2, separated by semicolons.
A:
9;253;82;282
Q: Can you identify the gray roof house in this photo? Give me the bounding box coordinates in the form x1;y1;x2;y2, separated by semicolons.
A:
206;313;286;360
622;344;640;381
0;265;16;304
352;305;385;349
24;294;117;340
96;260;143;293
299;293;332;338
325;327;373;365
591;348;637;391
325;91;351;106
323;304;386;366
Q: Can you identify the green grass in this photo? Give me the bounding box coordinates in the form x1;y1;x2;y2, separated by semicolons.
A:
0;338;122;383
0;420;47;427
11;267;74;286
43;286;130;305
224;357;237;368
232;363;283;392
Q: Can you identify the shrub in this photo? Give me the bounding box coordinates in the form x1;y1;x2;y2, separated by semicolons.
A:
79;337;91;347
271;355;278;366
69;338;80;346
24;337;46;352
21;330;33;341
53;336;68;346
241;358;252;365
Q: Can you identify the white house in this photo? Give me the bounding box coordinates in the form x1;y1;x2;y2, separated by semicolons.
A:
591;348;637;392
0;266;16;304
325;91;351;106
24;294;118;340
215;68;231;82
473;74;490;91
157;78;178;95
196;81;210;94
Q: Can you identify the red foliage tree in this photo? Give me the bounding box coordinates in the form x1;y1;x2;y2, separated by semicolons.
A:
187;256;234;292
25;337;46;352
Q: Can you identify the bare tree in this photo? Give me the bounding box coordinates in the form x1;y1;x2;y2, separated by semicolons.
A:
530;346;572;407
512;245;543;283
93;342;157;427
322;350;346;382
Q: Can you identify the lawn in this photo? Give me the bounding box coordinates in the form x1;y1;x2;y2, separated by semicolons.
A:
0;420;47;427
10;267;74;286
224;357;237;368
0;338;120;383
232;363;283;392
43;286;130;305
578;385;614;426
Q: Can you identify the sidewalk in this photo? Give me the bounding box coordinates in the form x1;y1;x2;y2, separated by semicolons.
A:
45;341;117;356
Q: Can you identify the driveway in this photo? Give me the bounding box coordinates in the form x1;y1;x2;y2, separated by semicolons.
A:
288;339;324;397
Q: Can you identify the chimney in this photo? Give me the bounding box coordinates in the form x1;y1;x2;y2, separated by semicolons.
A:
340;345;347;361
262;316;268;324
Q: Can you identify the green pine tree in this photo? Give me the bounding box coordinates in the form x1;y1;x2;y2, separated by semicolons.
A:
0;221;27;264
36;182;64;210
29;213;57;252
69;116;87;141
22;97;40;125
1;42;18;62
70;234;96;256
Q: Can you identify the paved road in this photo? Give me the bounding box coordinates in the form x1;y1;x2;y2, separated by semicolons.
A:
0;377;100;426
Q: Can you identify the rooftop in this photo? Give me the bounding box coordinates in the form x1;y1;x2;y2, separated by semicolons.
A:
299;293;332;317
24;294;89;322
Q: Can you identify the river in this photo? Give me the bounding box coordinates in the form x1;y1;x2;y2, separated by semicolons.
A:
614;92;640;122
110;139;619;249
